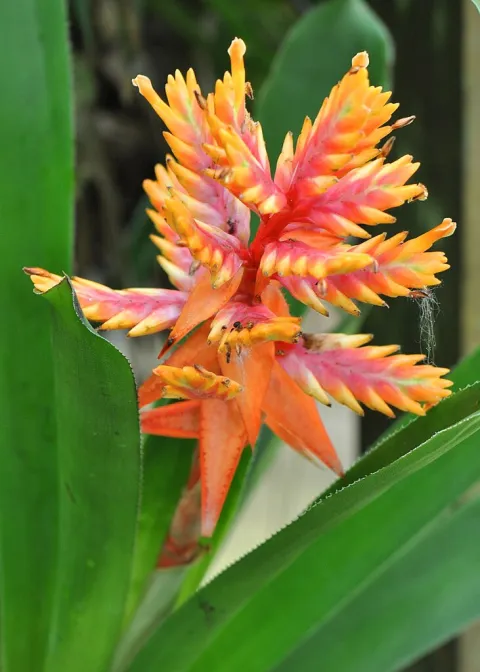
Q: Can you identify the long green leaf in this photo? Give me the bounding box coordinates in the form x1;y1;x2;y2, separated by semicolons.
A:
449;345;480;391
0;2;73;669
115;450;252;670
113;435;196;670
125;433;196;620
274;492;480;672
127;408;480;671
40;278;141;672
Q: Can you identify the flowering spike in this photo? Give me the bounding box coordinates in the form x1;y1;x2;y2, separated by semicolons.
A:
30;39;455;545
228;38;247;121
24;268;186;336
152;364;242;401
279;276;330;316
321;219;455;309
297;156;425;241
208;302;302;351
139;324;218;408
133;72;208;158
282;51;401;194
278;336;452;416
164;195;244;287
204;125;286;215
260;241;373;280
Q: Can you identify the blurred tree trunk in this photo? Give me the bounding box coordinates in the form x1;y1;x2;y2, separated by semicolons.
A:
364;1;463;670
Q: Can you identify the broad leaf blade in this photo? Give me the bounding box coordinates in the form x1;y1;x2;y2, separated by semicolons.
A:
42;278;141;672
127;410;480;671
113;434;196;670
449;346;480;391
275;494;480;672
115;448;252;670
125;433;196;620
0;1;73;669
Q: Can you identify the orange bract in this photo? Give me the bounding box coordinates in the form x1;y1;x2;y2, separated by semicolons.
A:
27;39;455;558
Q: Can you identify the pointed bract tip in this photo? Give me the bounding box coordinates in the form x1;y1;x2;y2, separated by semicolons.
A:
132;74;148;89
440;218;457;237
228;37;246;57
351;51;369;71
392;115;416;130
23;266;46;277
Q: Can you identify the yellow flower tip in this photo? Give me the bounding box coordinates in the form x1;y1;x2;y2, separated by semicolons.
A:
409;183;428;203
23;266;44;277
132;74;151;93
228;37;247;59
132;75;166;113
351;51;369;72
439;218;457;237
23;267;62;293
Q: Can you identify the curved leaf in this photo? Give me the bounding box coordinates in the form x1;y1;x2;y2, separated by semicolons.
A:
0;1;73;669
124;433;196;620
42;278;141;672
274;494;480;672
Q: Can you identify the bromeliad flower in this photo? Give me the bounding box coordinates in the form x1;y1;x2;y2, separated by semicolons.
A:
26;39;454;547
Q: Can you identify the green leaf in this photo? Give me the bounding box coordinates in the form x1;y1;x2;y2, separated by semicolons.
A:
0;1;74;669
115;449;252;670
124;433;196;620
113;568;188;672
39;278;141;672
274;492;480;672
449;345;480;391
113;433;196;669
128;409;480;672
470;0;480;12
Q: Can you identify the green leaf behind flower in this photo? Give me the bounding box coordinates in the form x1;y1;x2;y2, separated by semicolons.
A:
0;1;74;669
39;278;141;672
